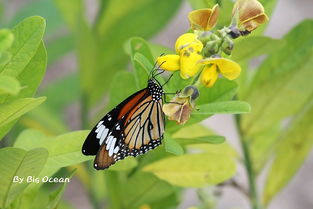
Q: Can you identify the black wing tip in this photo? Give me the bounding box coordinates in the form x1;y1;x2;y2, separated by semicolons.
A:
93;162;112;170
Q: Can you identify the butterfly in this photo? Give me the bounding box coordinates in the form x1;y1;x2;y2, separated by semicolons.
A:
82;70;168;170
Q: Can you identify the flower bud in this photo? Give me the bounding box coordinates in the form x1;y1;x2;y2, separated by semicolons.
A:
232;0;268;32
162;86;199;124
188;4;219;31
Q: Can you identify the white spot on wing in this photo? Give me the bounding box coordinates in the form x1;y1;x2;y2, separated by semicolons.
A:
113;146;119;153
106;135;114;150
109;138;117;156
96;125;105;138
97;121;104;128
99;128;109;145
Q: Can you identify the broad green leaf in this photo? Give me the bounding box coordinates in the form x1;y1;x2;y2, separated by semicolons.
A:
143;153;236;187
14;41;47;99
249;124;280;173
0;16;46;77
0;29;14;52
173;124;226;145
0;75;21;95
242;20;313;136
128;37;155;89
164;134;184;155
0;147;48;208
14;130;92;175
197;79;238;105
176;136;226;145
46;169;76;209
263;100;313;205
109;157;138;171
0;52;11;67
172;124;214;138
123;172;174;208
107;71;137;110
20;105;69;136
232;36;284;62
185;143;238;159
167;79;238;133
0;97;46;127
0;42;47;139
14;129;51;150
193;101;251;115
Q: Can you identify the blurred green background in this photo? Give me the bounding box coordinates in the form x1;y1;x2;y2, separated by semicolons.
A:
0;0;313;209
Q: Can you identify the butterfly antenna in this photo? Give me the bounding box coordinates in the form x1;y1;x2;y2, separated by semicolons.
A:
162;73;174;87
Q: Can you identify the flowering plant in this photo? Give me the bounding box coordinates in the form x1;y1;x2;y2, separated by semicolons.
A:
0;1;312;209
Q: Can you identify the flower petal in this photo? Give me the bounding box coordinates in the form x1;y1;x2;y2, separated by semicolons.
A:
200;64;218;87
179;49;203;79
175;33;203;54
215;58;241;80
188;4;219;31
156;55;180;71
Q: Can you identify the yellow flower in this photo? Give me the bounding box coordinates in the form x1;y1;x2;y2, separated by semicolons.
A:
163;86;199;124
232;0;268;32
200;57;241;87
188;4;219;31
157;33;203;79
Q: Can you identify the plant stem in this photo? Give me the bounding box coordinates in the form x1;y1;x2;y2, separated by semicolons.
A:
235;115;261;209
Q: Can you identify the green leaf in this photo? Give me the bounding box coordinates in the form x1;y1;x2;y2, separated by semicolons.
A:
0;16;46;77
107;71;137;110
249;124;280;173
167;79;238;133
197;79;238;105
232;36;285;62
164;134;184;155
143;153;236;187
14;130;92;176
242;20;313;136
0;97;46;128
263;100;313;205
123;172;174;208
193;101;251;115
0;147;48;208
0;29;14;52
46;169;76;209
172;124;226;145
109;157;138;171
0;75;21;95
0;42;47;139
176;136;226;145
128;37;155;89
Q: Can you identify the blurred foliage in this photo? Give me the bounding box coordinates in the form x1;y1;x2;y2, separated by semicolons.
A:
0;0;312;209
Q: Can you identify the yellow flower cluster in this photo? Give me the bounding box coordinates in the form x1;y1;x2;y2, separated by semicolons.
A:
156;0;268;88
157;33;241;87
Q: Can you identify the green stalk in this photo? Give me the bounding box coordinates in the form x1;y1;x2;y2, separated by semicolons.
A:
235;115;260;209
